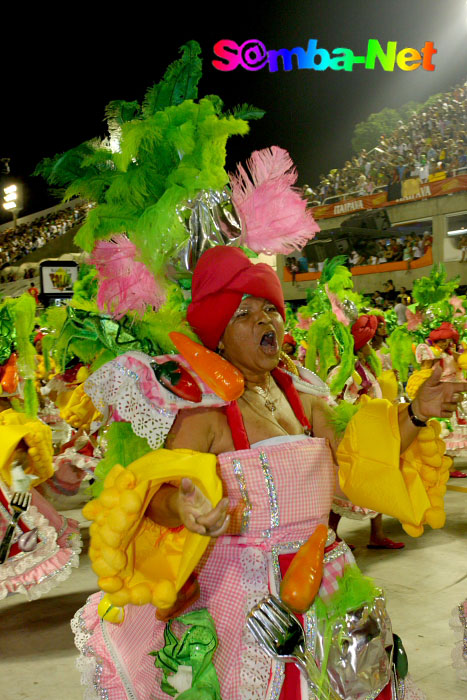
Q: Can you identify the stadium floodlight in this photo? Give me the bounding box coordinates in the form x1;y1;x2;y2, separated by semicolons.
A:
2;182;21;228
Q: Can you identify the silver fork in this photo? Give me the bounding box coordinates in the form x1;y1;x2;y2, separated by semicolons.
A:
247;596;340;700
0;492;32;564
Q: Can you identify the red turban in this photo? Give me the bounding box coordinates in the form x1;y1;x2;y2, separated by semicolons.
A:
429;322;459;344
351;315;378;351
187;247;285;349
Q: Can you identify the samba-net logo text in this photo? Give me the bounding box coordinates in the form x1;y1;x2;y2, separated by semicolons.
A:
212;39;437;73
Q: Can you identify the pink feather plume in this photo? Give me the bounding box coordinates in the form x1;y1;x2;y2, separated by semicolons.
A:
89;235;165;319
325;284;350;326
230;146;320;254
406;308;424;331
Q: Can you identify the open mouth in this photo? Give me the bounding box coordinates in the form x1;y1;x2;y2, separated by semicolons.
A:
260;330;279;354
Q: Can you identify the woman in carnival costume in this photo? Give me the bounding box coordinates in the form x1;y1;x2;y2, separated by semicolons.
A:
0;295;82;601
327;314;405;550
73;237;467;700
34;43;465;700
407;321;467;476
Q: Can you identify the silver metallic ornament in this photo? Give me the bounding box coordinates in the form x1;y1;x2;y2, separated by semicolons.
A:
341;298;359;324
168;189;243;279
314;594;393;700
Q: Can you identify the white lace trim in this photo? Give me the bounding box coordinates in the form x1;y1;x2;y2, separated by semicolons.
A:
239;547;271;700
71;602;107;700
0;506;82;600
0;483;81;600
0;503;57;579
291;366;331;398
54;447;99;476
10;530;82;601
84;351;227;450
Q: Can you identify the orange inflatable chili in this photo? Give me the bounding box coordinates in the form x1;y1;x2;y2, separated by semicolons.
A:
169;332;244;401
280;523;328;613
1;353;18;394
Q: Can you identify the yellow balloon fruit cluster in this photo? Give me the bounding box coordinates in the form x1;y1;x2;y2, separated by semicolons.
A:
406;368;433;400
82;448;222;623
0;409;54;486
58;383;102;431
400;419;451;537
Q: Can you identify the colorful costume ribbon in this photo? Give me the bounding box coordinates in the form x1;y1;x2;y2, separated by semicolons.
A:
151;609;221;699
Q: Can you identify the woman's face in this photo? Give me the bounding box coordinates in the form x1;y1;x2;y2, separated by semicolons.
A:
220;296;284;376
376;322;387;338
437;338;451;351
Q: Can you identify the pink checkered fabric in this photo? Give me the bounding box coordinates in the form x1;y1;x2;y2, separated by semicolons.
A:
76;437;351;700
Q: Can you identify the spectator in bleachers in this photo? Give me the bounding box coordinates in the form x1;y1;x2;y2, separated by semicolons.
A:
307;80;467;206
0;202;89;270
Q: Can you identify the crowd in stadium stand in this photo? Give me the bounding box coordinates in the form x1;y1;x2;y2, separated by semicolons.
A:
0;203;87;272
286;229;435;276
304;81;467;204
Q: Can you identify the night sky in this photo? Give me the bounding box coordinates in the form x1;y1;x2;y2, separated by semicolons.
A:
1;0;466;223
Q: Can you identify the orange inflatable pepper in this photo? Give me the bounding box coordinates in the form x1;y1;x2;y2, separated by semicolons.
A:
280;523;328;613
169;332;244;401
1;353;18;394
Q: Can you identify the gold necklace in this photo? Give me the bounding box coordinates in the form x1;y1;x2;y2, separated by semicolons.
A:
239;391;289;434
248;374;278;413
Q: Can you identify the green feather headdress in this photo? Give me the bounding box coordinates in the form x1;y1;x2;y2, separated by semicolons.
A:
35;41;264;281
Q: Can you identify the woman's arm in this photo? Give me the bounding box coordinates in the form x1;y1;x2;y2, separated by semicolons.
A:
147;407;230;536
304;363;466;456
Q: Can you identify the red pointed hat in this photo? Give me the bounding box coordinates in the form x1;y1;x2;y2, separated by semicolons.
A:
187;247;285;349
351;315;378;351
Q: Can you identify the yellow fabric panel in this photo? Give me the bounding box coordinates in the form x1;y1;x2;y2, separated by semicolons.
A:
337;397;449;537
378;369;399;403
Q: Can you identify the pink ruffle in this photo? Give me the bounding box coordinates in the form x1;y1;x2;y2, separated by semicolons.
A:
0;488;81;600
74;592;163;700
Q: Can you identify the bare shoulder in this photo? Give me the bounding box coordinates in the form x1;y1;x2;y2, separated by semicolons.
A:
298;392;335;443
165;406;229;453
297;392;332;421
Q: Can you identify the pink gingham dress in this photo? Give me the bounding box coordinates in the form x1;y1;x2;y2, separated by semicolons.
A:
72;434;358;700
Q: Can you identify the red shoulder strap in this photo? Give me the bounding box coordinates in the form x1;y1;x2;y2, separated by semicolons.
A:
271;367;312;433
225;400;250;450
